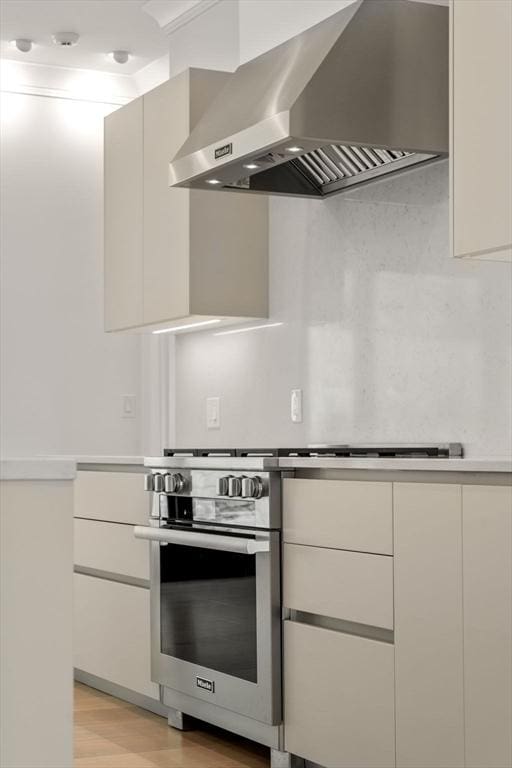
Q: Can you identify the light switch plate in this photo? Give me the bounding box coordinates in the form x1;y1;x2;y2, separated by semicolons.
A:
206;397;221;429
291;389;303;423
121;394;136;419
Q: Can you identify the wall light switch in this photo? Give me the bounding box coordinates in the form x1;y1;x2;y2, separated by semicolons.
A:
122;394;136;419
291;389;303;423
206;397;221;429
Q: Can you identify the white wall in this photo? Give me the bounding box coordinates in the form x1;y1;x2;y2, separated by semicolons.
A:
174;161;512;457
168;0;240;76
0;88;142;457
166;0;358;75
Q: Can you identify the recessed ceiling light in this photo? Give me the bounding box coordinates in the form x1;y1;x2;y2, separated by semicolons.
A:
243;163;259;170
207;179;222;185
52;31;79;47
109;50;130;64
285;146;304;153
11;39;33;53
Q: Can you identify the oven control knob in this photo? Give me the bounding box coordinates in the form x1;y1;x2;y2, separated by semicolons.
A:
241;476;264;499
144;474;155;492
153;473;165;493
228;476;243;497
217;475;231;496
172;473;186;493
164;473;186;493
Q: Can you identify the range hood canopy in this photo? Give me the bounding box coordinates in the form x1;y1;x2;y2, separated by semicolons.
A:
169;0;448;199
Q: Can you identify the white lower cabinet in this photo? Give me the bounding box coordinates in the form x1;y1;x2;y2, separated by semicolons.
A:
74;517;149;581
284;621;395;768
282;477;511;768
74;470;149;525
462;485;512;768
74;572;159;700
283;543;394;630
394;483;465;768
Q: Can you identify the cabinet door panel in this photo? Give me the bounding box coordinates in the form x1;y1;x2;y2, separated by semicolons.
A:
74;573;158;699
284;543;393;629
283;478;393;554
451;0;512;261
75;470;148;525
104;98;143;330
394;483;464;768
143;75;189;325
284;621;395;768
74;518;149;581
463;485;512;768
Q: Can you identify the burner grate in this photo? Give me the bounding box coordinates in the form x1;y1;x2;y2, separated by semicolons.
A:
163;444;463;459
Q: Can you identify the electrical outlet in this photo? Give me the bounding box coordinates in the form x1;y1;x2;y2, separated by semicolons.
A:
206;397;221;429
291;389;303;423
121;394;136;419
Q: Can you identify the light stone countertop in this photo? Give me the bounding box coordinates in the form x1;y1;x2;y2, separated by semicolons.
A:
278;457;512;473
0;459;77;481
74;455;144;466
47;455;144;466
34;454;512;475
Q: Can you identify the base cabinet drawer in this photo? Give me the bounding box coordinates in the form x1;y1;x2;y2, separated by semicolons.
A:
283;479;393;554
74;518;149;581
75;470;148;525
284;543;393;630
74;573;159;700
284;621;395;768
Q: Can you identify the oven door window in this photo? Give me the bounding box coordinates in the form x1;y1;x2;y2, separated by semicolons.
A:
159;538;258;683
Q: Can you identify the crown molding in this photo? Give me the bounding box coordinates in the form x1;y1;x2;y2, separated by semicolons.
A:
143;0;222;36
0;59;137;105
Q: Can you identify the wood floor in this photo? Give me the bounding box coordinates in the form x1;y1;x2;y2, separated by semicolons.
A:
74;683;270;768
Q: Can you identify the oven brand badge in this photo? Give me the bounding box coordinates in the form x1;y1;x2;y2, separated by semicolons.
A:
196;676;214;693
214;143;232;160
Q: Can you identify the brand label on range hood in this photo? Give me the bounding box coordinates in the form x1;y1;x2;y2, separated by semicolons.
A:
214;143;232;160
196;676;214;692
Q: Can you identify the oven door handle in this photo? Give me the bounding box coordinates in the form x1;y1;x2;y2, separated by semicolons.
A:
133;525;270;555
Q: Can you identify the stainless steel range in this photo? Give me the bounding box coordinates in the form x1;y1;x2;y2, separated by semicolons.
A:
138;444;462;763
136;450;285;756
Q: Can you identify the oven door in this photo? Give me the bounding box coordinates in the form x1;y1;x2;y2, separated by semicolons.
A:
135;522;281;725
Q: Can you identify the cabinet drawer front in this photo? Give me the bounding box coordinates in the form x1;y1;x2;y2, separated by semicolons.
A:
284;543;393;630
74;573;159;700
74;518;149;581
283;479;392;554
284;621;395;768
75;471;148;525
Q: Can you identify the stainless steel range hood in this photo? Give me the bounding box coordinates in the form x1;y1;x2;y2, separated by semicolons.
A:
169;0;448;199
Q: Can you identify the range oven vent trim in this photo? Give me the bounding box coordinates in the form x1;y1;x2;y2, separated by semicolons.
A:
293;144;434;194
224;143;439;197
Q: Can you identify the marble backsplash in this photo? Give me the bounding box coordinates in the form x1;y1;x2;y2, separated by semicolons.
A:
173;161;512;457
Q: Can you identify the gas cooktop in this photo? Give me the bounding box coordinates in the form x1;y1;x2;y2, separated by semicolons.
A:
163;444;463;459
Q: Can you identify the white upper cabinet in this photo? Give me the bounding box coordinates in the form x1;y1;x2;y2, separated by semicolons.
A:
451;0;512;262
104;69;268;332
104;97;144;330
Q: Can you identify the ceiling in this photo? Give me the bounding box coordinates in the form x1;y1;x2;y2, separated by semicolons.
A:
0;0;175;74
0;0;448;76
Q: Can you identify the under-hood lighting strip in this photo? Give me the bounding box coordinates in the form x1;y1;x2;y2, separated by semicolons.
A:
214;322;283;337
153;319;221;334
